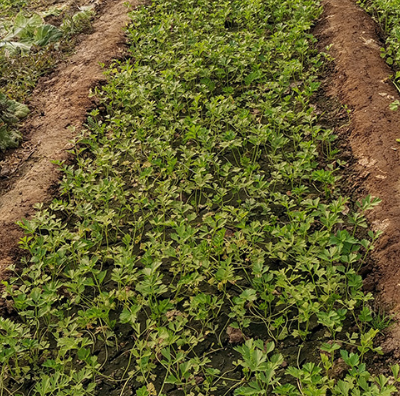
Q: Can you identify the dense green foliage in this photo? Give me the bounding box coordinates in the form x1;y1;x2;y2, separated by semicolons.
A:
358;0;400;76
1;0;398;395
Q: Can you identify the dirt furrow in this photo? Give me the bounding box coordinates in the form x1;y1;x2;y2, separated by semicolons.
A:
0;0;139;274
314;0;400;353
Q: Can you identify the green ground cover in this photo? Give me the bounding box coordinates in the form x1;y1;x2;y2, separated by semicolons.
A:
1;0;398;395
358;0;400;92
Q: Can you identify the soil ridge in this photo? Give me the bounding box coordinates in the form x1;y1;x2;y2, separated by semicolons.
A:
0;0;139;274
315;0;400;354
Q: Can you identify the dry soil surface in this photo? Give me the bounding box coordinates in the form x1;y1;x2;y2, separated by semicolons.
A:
0;0;139;274
315;0;400;355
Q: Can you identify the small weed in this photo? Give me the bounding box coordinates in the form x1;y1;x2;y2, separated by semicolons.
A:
371;309;394;331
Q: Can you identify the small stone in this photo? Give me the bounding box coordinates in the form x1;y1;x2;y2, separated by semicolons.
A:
227;326;246;344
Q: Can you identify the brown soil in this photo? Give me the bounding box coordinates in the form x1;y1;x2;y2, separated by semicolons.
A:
314;0;400;354
0;0;140;274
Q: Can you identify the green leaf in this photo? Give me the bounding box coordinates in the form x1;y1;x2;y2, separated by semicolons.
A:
334;380;350;395
165;374;179;384
41;359;57;369
390;100;400;111
244;70;262;86
234;383;261;395
136;387;149;396
95;270;107;285
391;364;400;380
34;25;62;46
200;78;215;91
265;341;275;354
358;306;372;322
119;306;140;324
320;342;341;354
240;288;257;302
77;348;90;361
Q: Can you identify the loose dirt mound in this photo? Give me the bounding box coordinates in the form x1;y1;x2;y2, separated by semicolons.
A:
314;0;400;354
0;0;139;274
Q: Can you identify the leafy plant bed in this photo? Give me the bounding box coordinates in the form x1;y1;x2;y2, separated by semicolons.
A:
357;0;400;72
357;0;400;113
1;0;399;395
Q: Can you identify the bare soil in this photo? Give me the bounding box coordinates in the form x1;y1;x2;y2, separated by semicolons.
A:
314;0;400;355
0;0;140;275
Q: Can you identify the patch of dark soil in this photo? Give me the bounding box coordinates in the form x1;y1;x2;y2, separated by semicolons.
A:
0;0;142;278
314;0;400;354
